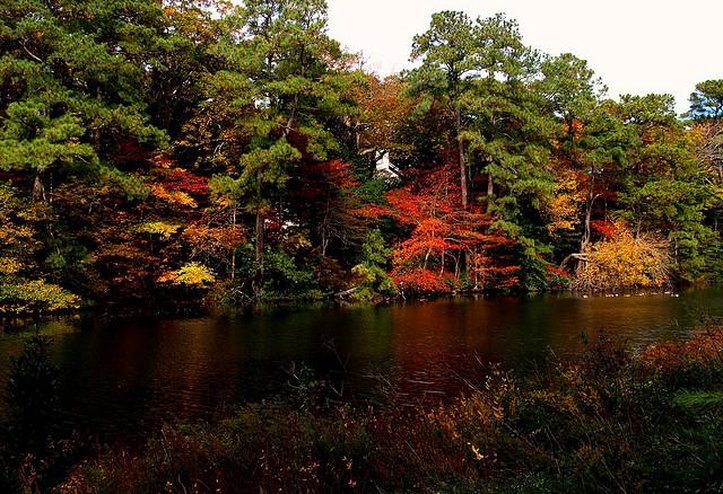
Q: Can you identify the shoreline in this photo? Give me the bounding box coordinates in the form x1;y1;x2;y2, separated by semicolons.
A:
0;285;708;331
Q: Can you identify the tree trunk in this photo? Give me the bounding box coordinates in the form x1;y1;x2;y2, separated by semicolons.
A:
581;200;593;253
321;196;331;257
580;178;598;253
571;188;601;274
285;94;297;137
255;207;264;277
455;106;468;209
559;252;589;271
32;171;46;201
455;105;470;277
230;207;237;280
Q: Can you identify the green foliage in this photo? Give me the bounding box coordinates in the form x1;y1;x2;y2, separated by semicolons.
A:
0;184;81;314
350;230;397;302
670;224;723;282
262;248;321;301
361;229;391;266
239;138;302;197
688;79;723;121
408;10;479;99
537;53;606;119
208;174;246;215
99;166;150;201
674;391;723;413
518;253;554;292
0;0;169;194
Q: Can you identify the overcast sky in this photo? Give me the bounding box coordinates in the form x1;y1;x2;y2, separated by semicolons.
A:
326;0;722;115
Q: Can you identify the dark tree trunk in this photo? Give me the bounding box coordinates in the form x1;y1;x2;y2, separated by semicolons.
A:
32;171;46;201
255;207;264;273
455;106;468;209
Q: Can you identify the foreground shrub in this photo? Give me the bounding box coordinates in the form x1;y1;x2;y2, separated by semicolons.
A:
58;327;723;493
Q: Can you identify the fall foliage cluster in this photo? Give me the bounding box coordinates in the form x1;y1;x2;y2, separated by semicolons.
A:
1;1;721;314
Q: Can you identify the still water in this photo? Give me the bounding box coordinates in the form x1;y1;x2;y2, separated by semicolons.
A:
1;289;722;442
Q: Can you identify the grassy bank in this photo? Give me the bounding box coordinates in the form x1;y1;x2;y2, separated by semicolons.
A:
43;328;723;493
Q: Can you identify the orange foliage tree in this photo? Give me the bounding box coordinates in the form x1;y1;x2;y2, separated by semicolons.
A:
382;165;518;294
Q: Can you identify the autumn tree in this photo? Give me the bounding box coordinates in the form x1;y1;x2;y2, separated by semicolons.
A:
688;79;723;199
458;17;561;288
353;75;416;169
381;165;518;294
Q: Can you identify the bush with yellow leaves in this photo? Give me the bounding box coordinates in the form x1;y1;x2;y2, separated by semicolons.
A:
573;226;671;292
157;262;216;288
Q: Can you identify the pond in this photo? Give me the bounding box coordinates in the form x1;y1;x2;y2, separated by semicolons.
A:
1;288;722;444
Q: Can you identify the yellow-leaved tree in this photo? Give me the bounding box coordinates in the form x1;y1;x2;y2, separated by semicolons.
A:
157;262;216;288
573;224;671;292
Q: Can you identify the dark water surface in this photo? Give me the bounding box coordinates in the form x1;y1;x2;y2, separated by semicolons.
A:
1;288;722;443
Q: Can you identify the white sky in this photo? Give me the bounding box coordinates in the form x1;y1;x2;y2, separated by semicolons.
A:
327;0;723;115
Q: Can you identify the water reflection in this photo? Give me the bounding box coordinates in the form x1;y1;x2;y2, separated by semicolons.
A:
0;288;721;442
